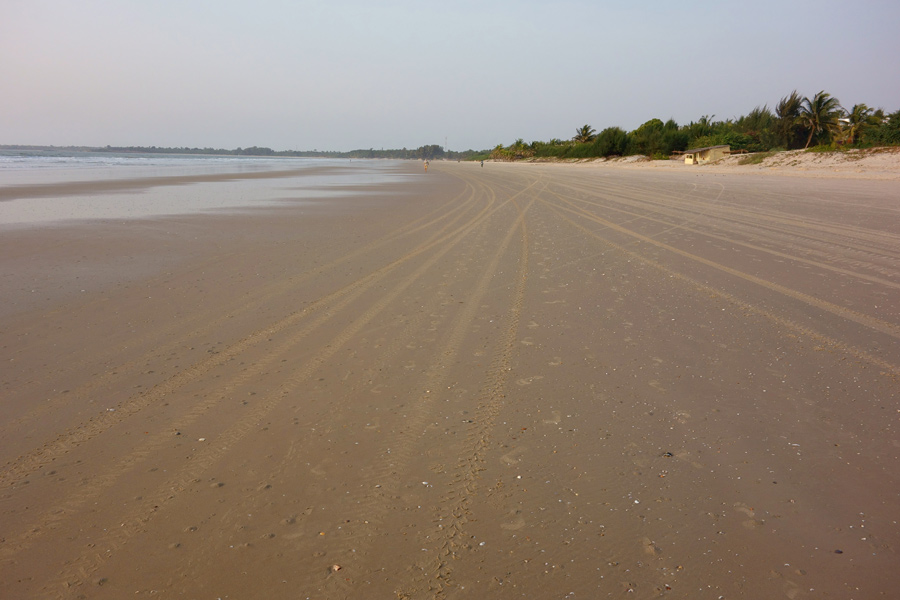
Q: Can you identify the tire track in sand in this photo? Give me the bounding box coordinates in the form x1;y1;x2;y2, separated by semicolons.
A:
552;185;900;290
0;183;478;445
165;265;458;592
1;186;494;570
554;175;900;261
545;191;900;342
39;177;519;597
0;184;485;488
411;193;531;599
542;195;900;378
319;176;538;599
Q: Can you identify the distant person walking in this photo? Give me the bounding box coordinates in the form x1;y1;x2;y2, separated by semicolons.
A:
424;160;428;172
480;160;484;167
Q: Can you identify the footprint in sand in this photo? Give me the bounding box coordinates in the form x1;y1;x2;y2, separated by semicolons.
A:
649;380;667;393
548;357;562;366
501;446;527;465
673;410;691;424
735;501;766;530
520;337;535;346
542;410;561;425
673;450;704;469
516;375;544;386
640;536;662;556
770;567;804;599
500;510;526;531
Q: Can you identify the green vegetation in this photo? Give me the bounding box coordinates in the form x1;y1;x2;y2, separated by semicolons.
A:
7;90;897;163
0;144;485;161
573;125;597;144
738;151;777;165
797;91;843;148
489;91;899;162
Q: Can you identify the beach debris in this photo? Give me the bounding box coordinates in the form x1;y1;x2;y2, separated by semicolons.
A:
662;452;674;457
198;437;206;442
330;564;342;573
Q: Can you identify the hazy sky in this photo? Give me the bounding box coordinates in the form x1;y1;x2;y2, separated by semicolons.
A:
3;0;899;151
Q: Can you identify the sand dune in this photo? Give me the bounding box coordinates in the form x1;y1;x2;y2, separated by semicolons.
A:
525;145;900;181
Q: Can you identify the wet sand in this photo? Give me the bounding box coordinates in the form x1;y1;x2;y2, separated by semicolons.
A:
2;161;899;599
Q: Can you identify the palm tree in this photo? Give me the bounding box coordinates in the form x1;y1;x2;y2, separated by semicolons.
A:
573;124;596;144
776;91;803;148
845;103;877;145
506;138;534;159
797;91;844;148
776;91;802;120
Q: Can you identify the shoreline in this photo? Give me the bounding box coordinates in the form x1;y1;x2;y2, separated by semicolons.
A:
0;167;344;201
0;161;411;228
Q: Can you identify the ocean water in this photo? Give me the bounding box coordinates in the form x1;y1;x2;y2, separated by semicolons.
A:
0;150;410;227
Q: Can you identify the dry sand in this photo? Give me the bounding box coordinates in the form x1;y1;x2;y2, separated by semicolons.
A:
1;159;899;599
538;146;900;181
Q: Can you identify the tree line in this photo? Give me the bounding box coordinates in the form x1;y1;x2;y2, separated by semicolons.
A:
489;90;900;161
0;144;481;161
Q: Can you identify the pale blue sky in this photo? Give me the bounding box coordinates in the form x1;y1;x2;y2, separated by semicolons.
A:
3;0;898;151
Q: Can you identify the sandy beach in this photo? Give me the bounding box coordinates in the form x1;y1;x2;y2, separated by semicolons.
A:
2;157;899;599
523;146;900;181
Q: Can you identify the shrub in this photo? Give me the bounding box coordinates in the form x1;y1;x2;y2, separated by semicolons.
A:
592;127;629;157
558;142;596;159
738;151;776;165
